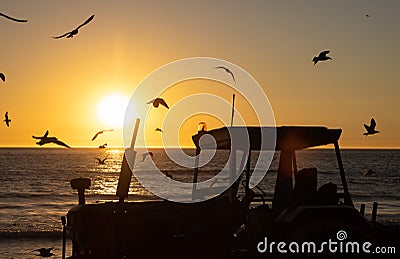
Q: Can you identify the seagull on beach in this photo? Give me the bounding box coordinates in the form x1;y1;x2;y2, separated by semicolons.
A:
312;50;332;65
155;127;163;133
147;98;169;109
0;72;5;82
32;130;71;148
95;158;107;164
52;14;94;39
4;111;11;127
32;247;54;257
141;152;153;162
363;118;380;136
214;66;235;82
0;12;27;22
91;129;113;141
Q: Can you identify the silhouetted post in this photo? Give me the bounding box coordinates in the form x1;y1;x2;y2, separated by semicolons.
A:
61;216;66;259
116;118;140;202
70;178;91;205
231;94;235;127
360;203;366;216
334;141;353;206
372;202;378;222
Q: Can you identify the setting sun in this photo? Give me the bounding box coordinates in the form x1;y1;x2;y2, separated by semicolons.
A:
97;94;129;128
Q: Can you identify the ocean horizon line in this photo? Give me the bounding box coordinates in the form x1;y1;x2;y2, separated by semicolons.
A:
0;146;399;150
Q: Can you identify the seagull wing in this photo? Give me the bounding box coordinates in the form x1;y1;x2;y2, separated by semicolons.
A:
76;15;95;30
53;139;71;148
91;131;101;141
226;69;235;82
52;32;70;39
0;12;27;22
370;118;376;130
0;73;5;82
364;124;370;131
214;66;225;70
159;99;169;109
5;112;8;120
147;99;155;104
44;130;49;138
319;50;330;58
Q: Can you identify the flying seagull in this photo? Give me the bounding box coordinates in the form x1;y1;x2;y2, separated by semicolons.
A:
52;14;95;39
4;112;11;127
312;50;332;65
155;127;163;133
0;73;5;82
214;66;235;82
32;130;71;148
0;12;27;23
91;129;113;141
141;151;153;162
366;14;370;18
95;158;107;164
364;118;379;136
99;143;107;148
32;247;54;257
147;98;169;109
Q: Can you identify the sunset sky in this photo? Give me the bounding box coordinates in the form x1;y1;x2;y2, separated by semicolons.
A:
0;1;399;148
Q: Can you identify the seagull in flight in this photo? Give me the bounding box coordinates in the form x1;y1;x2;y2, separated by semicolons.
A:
214;66;235;82
52;14;94;39
364;118;380;136
141;152;153;162
155;127;163;133
32;247;54;257
4;112;11;127
99;143;107;148
312;50;332;65
91;129;113;141
32;130;71;148
0;73;5;82
0;12;27;23
95;158;107;164
147;98;169;109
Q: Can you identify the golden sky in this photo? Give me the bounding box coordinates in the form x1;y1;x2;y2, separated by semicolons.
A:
0;1;399;148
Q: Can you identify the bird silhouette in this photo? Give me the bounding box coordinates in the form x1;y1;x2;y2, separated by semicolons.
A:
0;12;27;22
147;98;169;109
141;152;153;162
4;111;11;127
0;72;5;82
32;247;54;257
52;14;94;39
95;158;107;164
99;143;107;148
155;128;163;133
312;50;332;65
364;118;380;136
214;66;235;82
91;129;113;141
32;130;71;148
366;14;370;18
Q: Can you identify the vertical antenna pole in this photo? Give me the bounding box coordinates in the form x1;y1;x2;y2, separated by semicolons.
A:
230;94;235;127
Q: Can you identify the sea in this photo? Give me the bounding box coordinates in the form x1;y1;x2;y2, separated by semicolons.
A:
0;148;399;258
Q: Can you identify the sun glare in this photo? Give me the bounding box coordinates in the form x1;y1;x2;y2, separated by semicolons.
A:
97;94;129;128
